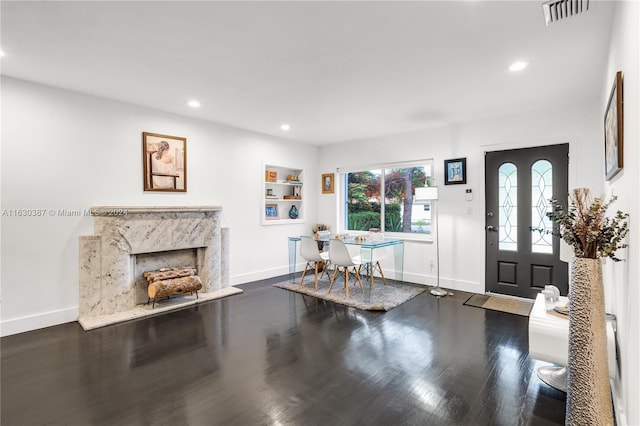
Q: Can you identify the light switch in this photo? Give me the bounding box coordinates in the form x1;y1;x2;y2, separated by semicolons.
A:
465;189;473;201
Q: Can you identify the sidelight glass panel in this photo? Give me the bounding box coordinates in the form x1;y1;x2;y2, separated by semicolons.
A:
531;160;553;253
498;163;517;251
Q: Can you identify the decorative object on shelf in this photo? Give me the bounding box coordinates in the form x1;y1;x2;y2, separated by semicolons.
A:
292;185;301;198
444;158;466;185
288;205;299;219
287;174;300;182
142;132;187;192
265;204;279;220
604;71;623;181
541;188;628;425
322;173;334;194
265;170;278;182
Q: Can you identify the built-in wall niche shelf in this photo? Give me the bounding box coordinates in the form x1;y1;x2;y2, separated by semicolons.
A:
263;163;304;225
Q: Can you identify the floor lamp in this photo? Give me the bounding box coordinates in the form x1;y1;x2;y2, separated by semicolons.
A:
415;186;447;297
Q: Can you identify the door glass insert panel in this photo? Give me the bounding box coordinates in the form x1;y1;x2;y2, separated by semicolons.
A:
498;162;517;251
531;160;553;254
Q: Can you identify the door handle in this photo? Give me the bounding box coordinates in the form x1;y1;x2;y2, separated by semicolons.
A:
486;225;497;232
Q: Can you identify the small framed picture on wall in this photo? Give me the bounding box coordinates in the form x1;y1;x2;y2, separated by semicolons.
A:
322;173;334;194
444;158;467;185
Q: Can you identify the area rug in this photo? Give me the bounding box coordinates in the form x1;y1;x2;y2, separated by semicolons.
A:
274;276;426;311
463;294;533;317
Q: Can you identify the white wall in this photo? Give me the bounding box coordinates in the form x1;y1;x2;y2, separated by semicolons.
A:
602;1;640;424
318;101;602;294
1;77;319;336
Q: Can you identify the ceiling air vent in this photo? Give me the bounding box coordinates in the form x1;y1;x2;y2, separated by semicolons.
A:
542;0;589;26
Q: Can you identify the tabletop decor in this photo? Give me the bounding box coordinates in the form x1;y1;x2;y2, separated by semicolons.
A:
544;188;628;425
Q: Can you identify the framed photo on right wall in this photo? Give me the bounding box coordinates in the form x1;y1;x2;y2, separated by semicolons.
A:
604;71;623;181
444;158;467;185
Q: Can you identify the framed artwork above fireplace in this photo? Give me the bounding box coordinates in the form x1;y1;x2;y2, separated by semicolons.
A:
143;132;187;192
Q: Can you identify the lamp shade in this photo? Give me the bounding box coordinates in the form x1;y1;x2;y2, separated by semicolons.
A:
415;186;439;201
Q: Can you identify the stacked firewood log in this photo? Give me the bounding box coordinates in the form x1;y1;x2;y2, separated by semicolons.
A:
144;267;202;306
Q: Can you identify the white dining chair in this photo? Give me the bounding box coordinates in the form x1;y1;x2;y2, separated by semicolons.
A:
328;239;363;298
299;236;330;289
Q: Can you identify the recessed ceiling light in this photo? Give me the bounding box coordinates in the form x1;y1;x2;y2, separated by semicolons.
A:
187;100;201;108
509;61;529;72
280;124;291;131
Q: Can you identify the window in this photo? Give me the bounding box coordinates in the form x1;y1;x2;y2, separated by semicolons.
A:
341;161;434;235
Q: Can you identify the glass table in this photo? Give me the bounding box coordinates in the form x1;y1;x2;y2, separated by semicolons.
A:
288;236;404;302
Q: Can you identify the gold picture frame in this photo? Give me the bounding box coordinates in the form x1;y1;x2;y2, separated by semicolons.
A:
322;173;334;194
143;132;187;192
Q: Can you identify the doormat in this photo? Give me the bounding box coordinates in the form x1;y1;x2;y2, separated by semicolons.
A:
463;294;533;317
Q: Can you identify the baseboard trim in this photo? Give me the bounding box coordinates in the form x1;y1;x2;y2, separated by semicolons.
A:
400;271;482;294
231;265;293;286
2;268;482;336
233;267;483;294
2;306;78;337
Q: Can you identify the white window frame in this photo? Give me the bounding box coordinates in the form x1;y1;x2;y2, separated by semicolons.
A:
336;159;435;242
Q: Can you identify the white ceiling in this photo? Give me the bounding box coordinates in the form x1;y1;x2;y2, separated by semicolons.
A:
1;1;615;145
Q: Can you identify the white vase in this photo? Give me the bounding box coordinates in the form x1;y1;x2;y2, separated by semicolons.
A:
566;258;613;425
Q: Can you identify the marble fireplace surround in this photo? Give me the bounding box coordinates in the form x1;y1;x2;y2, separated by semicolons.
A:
78;206;240;330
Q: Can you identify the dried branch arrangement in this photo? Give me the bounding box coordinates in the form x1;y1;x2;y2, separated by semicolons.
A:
542;188;629;261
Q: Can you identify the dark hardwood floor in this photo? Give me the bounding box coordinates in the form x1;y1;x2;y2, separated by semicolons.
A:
1;277;565;425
